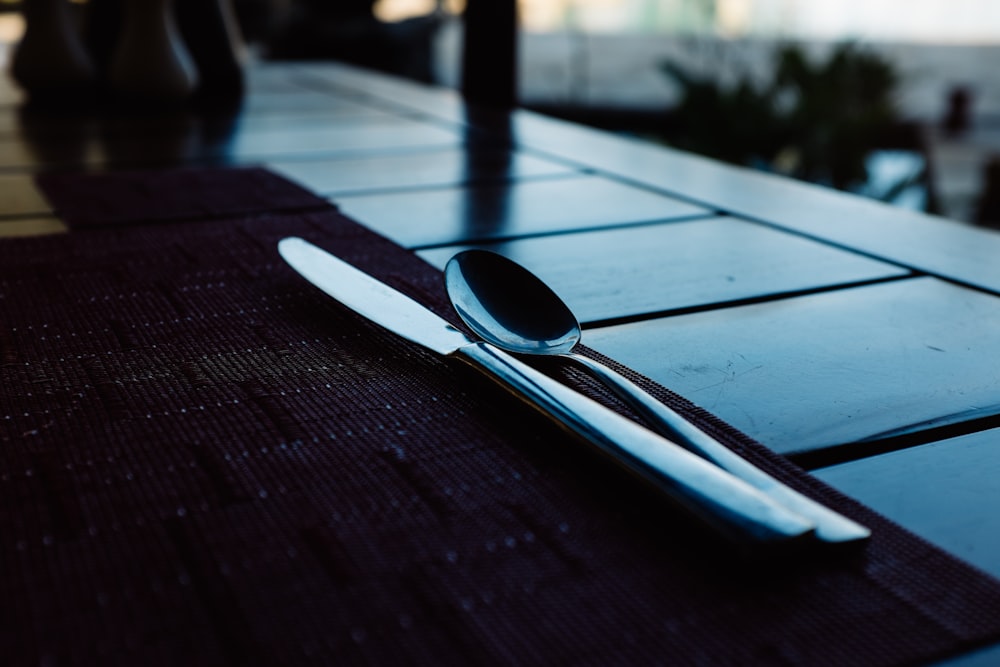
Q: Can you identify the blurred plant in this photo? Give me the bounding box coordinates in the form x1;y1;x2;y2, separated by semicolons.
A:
660;41;902;192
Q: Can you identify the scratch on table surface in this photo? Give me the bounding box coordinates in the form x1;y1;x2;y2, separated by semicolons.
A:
682;355;764;407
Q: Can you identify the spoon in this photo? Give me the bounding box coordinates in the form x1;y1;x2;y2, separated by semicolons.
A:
444;249;870;545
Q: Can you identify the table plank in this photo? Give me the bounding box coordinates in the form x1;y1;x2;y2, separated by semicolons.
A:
268;147;577;196
303;62;1000;295
815;429;1000;667
227;115;462;158
814;427;1000;579
418;216;910;325
586;277;1000;459
337;174;711;248
502;110;1000;297
237;88;377;113
0;103;396;144
0;115;462;171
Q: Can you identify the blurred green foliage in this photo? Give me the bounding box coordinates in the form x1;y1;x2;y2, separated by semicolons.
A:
661;42;901;191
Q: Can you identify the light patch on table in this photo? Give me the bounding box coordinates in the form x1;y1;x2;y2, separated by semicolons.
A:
0;217;67;238
0;174;52;217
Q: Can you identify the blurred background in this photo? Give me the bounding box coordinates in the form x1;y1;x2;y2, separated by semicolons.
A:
2;0;999;226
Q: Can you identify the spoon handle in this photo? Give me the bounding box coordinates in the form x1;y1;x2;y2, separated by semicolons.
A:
565;352;870;545
452;341;816;550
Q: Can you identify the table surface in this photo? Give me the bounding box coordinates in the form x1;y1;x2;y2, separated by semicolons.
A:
4;60;1000;665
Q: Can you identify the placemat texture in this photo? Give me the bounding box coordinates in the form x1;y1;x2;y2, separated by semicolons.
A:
35;166;330;228
4;167;1000;666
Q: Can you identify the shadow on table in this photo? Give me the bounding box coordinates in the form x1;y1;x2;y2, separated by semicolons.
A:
15;97;244;171
459;108;516;240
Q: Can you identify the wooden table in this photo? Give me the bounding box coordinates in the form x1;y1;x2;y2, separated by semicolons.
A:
4;60;1000;665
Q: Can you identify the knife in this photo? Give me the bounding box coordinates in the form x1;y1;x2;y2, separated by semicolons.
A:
278;237;816;548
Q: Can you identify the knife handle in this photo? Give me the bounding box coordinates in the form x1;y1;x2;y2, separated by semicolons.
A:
452;342;816;549
565;353;870;545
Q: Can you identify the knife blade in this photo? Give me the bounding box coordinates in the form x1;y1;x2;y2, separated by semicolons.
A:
278;237;816;548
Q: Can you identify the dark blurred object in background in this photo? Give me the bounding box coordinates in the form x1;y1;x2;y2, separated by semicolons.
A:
461;0;517;107
229;0;275;46
661;42;902;193
10;0;245;109
105;0;198;105
10;0;96;102
975;155;1000;228
175;0;246;105
942;85;973;137
265;0;443;84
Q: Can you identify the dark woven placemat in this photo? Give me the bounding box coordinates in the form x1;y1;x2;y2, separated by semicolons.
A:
5;167;1000;666
35;166;330;228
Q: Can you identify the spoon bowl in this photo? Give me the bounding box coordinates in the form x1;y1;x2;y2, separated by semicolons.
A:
445;249;579;355
444;249;870;545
